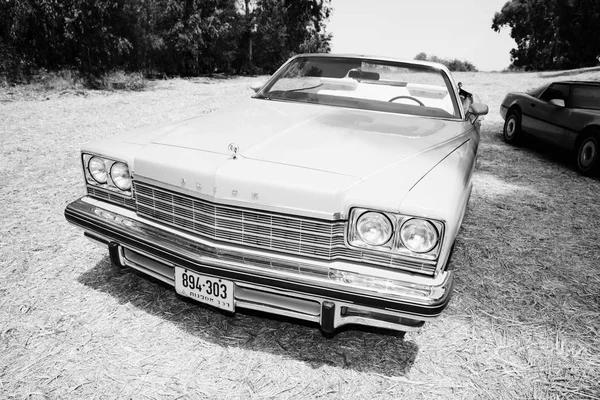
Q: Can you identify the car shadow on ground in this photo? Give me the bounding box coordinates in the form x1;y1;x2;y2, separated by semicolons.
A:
77;257;418;377
446;121;600;344
484;120;600;179
505;136;579;172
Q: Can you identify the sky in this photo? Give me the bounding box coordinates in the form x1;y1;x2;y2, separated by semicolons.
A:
327;0;516;71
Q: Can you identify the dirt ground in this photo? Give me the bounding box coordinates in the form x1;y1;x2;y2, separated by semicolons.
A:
1;71;599;399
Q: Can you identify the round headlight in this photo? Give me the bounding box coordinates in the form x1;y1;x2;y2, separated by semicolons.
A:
400;219;438;253
88;157;108;184
356;212;393;246
110;162;131;191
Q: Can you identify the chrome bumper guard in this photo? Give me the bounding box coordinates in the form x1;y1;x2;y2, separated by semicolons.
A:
66;197;454;333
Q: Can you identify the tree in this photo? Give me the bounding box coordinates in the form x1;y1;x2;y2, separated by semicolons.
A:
0;0;333;80
414;52;428;61
413;53;478;72
239;0;332;73
0;0;135;77
492;0;600;70
62;0;134;75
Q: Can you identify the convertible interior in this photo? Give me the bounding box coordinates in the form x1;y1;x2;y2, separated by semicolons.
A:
263;61;460;119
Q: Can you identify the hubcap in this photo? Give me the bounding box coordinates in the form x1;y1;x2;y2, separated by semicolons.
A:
579;139;597;169
505;117;516;138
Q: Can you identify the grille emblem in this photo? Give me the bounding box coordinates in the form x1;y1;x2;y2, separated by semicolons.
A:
228;143;239;160
232;190;238;197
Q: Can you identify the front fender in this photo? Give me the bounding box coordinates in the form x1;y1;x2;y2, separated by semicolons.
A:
398;138;478;271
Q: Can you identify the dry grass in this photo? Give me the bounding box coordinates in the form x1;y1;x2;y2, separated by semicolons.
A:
99;71;149;91
1;70;599;399
0;70;153;101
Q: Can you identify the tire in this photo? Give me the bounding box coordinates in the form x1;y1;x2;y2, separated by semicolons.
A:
503;109;522;144
574;133;599;176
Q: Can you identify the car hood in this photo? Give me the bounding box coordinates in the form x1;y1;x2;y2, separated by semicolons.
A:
129;99;463;178
125;99;472;217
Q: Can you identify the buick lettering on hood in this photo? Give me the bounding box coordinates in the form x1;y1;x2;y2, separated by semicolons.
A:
65;54;488;334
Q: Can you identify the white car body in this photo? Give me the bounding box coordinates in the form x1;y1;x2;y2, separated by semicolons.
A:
65;54;488;334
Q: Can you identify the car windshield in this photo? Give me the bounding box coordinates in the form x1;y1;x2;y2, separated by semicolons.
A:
257;56;460;119
527;84;547;98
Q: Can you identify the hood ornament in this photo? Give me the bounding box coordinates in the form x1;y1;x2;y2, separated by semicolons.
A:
228;143;239;160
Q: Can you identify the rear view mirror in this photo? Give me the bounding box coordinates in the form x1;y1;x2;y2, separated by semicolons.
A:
347;69;380;81
549;99;565;107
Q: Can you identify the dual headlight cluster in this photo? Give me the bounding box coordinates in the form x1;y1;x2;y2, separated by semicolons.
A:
83;154;132;194
348;208;442;257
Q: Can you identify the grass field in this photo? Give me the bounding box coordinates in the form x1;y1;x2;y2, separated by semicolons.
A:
1;70;599;399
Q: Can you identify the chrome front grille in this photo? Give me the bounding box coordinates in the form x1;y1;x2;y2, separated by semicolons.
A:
88;186;136;209
133;181;436;274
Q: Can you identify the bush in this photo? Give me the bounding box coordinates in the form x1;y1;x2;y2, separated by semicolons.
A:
99;71;148;91
414;52;478;72
35;70;86;91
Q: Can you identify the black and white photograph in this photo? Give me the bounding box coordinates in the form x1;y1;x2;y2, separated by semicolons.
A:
1;0;599;398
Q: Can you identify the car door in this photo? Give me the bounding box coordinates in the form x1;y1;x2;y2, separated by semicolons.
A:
524;83;571;145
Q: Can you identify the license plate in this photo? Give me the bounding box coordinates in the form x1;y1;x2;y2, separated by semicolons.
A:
175;267;234;312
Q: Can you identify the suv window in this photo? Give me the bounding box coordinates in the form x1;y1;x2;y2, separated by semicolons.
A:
540;83;570;104
570;85;600;110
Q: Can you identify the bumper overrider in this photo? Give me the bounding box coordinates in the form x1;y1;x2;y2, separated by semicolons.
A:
65;197;454;333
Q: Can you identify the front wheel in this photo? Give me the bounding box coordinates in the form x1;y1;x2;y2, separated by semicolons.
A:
575;133;599;175
503;110;522;144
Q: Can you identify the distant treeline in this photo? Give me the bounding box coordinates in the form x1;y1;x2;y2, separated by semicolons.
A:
0;0;332;80
414;53;478;72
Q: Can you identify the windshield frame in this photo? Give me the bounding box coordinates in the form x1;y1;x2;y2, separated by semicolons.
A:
256;54;464;120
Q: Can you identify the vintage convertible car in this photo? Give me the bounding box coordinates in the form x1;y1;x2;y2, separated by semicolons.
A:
501;80;600;175
65;54;488;334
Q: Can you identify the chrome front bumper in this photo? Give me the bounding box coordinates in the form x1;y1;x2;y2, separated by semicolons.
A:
65;197;454;333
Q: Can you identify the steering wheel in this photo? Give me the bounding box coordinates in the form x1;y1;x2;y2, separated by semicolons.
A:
388;96;425;106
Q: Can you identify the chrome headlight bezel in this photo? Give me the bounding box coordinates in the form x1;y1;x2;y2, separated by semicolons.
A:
82;153;133;197
399;218;439;254
355;211;394;246
347;208;443;260
110;162;132;191
88;156;108;184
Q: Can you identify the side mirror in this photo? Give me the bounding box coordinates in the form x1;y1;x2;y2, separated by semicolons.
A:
467;103;488;124
469;103;488;116
250;80;266;93
549;99;565;107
